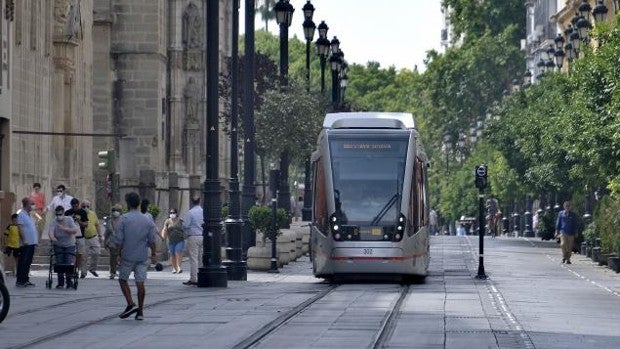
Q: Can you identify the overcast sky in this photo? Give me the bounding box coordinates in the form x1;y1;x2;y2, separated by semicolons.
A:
241;0;444;72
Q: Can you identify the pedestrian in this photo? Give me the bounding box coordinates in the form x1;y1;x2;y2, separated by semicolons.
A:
457;224;466;236
486;195;500;236
81;199;104;277
113;192;158;321
104;204;123;279
46;206;80;289
182;196;203;286
429;208;438;235
2;213;21;274
296;196;303;221
64;198;89;278
140;198;154;223
45;184;73;214
555;201;578;264
16;197;38;287
160;208;184;274
29;183;46;238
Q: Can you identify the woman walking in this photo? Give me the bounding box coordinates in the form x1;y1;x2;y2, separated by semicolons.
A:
160;208;185;274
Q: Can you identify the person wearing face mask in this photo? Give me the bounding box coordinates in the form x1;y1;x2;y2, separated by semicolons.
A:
160;208;184;274
47;206;80;289
81;200;104;277
44;185;74;214
104;204;123;279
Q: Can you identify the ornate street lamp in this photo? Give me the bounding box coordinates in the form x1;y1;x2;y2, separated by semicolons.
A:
274;0;295;218
198;0;227;288
576;15;592;41
301;1;315;222
315;21;330;94
578;0;592;20
522;70;532;88
329;37;342;110
592;0;609;23
302;1;316;92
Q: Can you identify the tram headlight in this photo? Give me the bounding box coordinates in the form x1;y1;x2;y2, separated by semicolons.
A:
334;233;341;240
333;224;339;231
394;213;406;242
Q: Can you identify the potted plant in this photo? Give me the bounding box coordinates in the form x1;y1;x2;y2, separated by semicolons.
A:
248;205;288;243
594;196;620;272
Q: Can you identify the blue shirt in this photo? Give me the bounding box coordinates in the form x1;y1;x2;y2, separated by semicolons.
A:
113;210;157;262
556;210;577;235
17;210;38;245
183;205;204;236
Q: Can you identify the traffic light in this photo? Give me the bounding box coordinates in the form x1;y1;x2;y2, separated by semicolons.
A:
98;149;116;173
474;164;488;190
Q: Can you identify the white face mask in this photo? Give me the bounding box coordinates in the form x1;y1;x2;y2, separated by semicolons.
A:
169;213;177;219
83;207;90;213
56;216;64;222
111;211;121;218
31;204;37;210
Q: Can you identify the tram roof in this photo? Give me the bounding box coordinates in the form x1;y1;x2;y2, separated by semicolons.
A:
323;112;416;129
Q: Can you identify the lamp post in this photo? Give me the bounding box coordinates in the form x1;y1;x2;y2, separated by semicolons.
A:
339;59;348;107
315;21;330;94
329;36;341;110
554;34;565;69
241;0;257;258
302;1;316;92
592;0;609;24
223;0;247;281
198;0;227;288
301;1;316;222
275;0;295;218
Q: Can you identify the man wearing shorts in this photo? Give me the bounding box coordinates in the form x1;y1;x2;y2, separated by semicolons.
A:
113;192;158;321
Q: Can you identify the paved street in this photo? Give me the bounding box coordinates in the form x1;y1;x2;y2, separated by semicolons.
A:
1;234;620;349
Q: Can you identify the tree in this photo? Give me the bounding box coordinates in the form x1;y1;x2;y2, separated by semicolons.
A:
257;0;276;32
254;82;326;164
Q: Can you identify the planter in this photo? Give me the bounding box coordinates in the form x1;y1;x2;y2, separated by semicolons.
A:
608;256;620;273
580;242;587;256
598;253;612;266
586;246;593;258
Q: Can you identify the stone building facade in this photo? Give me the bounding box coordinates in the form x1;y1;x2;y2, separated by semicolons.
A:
0;0;234;225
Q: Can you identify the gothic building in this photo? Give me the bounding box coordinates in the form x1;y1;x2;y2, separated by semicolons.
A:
0;0;233;224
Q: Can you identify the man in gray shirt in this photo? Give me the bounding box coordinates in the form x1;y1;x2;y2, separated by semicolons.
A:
47;206;80;289
114;192;158;321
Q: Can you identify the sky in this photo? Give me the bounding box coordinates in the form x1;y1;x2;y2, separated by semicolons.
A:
241;0;444;72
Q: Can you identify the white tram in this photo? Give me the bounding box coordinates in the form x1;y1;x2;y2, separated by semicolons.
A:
310;112;430;282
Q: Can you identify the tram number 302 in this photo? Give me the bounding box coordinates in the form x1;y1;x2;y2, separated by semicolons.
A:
362;248;374;255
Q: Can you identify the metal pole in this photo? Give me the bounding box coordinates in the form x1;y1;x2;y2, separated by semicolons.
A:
320;55;326;94
301;158;312;221
241;0;257;257
476;189;487;279
305;38;311;92
276;17;291;219
198;0;227;288
223;0;247;281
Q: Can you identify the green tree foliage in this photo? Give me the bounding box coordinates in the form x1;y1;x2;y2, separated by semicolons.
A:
254;82;327;164
257;0;276;32
441;0;526;43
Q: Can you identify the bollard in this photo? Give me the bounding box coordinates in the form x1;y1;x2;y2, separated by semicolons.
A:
268;198;279;273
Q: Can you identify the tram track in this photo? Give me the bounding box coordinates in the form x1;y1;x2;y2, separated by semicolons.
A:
369;284;410;349
232;284;339;349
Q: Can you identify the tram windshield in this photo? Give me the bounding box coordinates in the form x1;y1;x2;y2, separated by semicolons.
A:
329;133;408;227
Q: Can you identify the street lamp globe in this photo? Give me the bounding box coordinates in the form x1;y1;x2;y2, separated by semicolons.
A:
554;33;565;51
316;36;330;56
564;42;576;60
576;16;592;40
274;0;295;27
578;0;592;20
592;0;609;23
317;20;329;38
302;0;315;20
330;36;341;54
303;19;316;41
523;70;532;86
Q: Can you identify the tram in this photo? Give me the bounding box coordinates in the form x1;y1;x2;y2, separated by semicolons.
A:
310;112;430;282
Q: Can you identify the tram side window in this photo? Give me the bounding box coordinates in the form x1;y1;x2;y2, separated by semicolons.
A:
408;162;418;235
417;158;426;227
313;159;328;234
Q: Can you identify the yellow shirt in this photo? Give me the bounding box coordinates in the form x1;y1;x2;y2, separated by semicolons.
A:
4;224;20;248
84;211;100;239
